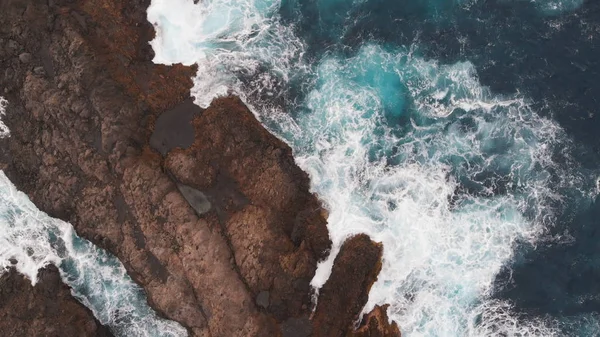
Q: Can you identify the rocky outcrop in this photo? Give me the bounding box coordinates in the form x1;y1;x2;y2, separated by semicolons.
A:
313;234;399;337
0;0;400;336
0;266;113;337
164;97;331;321
348;305;401;337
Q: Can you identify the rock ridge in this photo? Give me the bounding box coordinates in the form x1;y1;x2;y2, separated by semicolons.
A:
0;0;400;336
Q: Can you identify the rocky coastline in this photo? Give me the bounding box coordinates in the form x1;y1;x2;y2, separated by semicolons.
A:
0;265;114;337
0;0;400;336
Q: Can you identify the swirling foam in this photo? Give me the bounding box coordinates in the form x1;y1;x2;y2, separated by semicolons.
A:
292;44;595;336
0;171;187;337
0;96;10;138
535;0;585;14
261;44;596;335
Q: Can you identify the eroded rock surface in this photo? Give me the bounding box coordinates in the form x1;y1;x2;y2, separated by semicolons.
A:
0;0;400;336
164;97;331;323
0;266;113;337
313;234;398;337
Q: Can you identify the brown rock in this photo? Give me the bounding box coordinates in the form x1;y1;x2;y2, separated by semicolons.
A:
312;234;383;337
347;305;401;337
18;52;31;63
76;0;196;112
0;0;400;336
164;96;332;322
0;266;113;337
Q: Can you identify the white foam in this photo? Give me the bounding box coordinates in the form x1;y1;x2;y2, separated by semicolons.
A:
291;46;593;335
0;96;10;138
0;171;187;337
147;0;308;108
534;0;585;14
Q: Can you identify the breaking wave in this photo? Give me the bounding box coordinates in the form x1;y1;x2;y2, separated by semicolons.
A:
0;97;10;138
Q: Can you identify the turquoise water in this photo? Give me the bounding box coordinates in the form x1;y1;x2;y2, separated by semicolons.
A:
148;0;600;335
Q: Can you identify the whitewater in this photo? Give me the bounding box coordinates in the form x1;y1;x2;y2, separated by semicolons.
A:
148;0;599;336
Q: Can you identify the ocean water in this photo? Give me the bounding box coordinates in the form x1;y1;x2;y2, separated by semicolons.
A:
0;100;186;336
149;0;600;336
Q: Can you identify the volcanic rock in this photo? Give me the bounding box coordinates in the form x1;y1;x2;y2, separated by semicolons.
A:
0;0;400;336
348;305;401;337
313;234;386;337
0;266;113;337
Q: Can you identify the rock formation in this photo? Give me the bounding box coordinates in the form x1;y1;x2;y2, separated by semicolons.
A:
313;234;399;337
0;0;400;336
348;305;401;337
0;266;113;337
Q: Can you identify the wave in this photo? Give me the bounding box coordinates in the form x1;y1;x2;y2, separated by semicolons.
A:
289;44;595;336
148;0;308;109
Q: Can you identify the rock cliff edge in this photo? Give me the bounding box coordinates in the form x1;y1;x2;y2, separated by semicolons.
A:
0;0;400;336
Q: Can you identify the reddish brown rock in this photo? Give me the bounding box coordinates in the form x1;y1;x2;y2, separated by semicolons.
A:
312;234;384;337
0;0;400;336
347;305;401;337
74;0;195;113
0;266;113;337
164;96;331;322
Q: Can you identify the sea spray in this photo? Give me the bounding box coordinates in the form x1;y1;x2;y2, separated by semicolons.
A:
283;45;594;335
147;0;308;109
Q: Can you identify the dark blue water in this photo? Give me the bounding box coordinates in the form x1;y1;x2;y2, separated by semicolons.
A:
281;0;600;149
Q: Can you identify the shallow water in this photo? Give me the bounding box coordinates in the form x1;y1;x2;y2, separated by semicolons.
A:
149;0;600;335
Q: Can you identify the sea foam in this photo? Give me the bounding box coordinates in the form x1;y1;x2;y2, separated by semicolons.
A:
0;171;188;337
0;96;10;138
